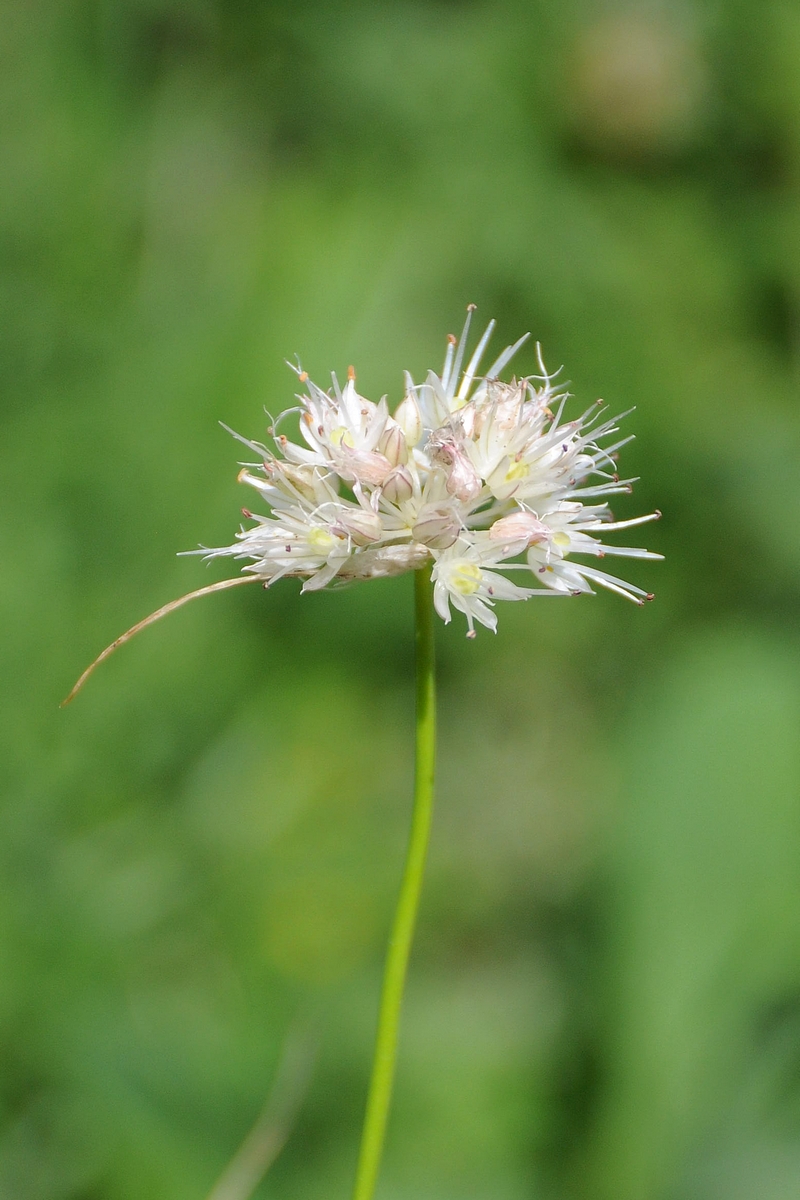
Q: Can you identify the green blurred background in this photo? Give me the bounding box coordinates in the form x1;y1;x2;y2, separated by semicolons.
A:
3;2;800;1197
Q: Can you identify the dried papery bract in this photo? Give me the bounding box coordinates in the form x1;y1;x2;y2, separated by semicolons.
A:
61;576;260;706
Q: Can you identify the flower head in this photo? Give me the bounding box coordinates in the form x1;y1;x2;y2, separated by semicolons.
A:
196;307;661;636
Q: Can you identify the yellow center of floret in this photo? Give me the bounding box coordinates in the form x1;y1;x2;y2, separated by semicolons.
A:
450;562;483;595
307;527;338;553
330;426;355;448
552;531;571;547
504;460;529;483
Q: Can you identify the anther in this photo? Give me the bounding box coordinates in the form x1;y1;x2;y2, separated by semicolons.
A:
447;334;457;345
646;592;655;601
488;586;494;596
285;545;292;553
466;629;477;639
347;365;356;381
654;509;662;518
318;425;324;435
237;468;248;483
298;371;308;383
612;473;619;483
241;508;252;519
467;302;477;312
303;412;312;425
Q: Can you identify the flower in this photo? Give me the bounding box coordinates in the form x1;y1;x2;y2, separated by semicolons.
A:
195;307;661;637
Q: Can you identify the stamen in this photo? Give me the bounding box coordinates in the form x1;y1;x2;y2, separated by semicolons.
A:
441;334;457;392
456;319;496;401
451;305;475;389
485;332;530;380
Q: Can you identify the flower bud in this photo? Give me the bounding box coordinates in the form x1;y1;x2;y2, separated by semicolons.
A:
338;449;393;486
332;508;383;546
428;432;483;504
445;451;482;503
393;390;422;447
489;512;548;545
379;422;408;466
412;506;461;550
382;465;414;505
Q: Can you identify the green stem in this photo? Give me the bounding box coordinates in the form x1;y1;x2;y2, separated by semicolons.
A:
351;568;437;1200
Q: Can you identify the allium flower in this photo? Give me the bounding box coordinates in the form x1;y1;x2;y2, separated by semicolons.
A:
197;307;661;636
64;307;663;1200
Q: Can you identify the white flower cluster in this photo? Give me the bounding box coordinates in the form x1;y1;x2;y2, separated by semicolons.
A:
199;310;661;636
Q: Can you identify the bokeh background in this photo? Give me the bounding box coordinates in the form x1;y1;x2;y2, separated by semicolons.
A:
3;1;800;1197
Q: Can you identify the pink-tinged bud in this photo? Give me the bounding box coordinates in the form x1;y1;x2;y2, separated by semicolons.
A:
338;449;393;486
332;508;383;546
393;392;422;447
412;506;461;550
489;512;549;545
379;422;408;467
382;465;414;504
428;432;483;503
445;452;482;503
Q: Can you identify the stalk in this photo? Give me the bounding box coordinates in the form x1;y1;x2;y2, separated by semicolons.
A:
351;568;437;1200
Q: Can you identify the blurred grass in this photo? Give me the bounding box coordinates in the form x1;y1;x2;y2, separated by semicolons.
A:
2;1;800;1198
